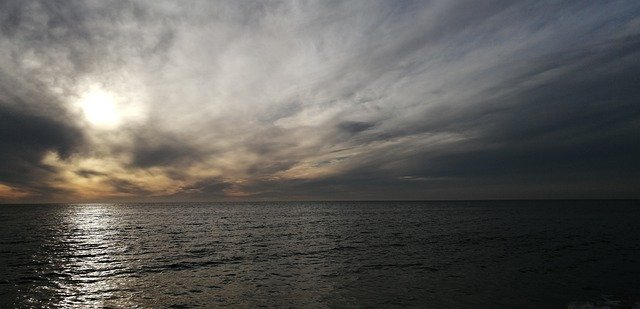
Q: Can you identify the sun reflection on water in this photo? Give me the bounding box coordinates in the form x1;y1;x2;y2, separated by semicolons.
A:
54;204;138;308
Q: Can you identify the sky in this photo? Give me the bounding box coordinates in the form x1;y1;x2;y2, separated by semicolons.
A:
1;0;639;202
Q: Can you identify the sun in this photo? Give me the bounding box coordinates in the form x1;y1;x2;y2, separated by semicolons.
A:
78;89;121;128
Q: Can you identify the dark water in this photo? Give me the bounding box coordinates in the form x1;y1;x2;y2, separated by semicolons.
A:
1;201;639;308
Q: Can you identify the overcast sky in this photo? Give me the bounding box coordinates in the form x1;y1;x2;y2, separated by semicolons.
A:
1;0;639;202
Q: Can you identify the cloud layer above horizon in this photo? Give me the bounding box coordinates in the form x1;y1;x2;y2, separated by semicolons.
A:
1;0;639;202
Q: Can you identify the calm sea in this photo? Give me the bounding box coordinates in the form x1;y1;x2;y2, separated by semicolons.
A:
0;201;639;308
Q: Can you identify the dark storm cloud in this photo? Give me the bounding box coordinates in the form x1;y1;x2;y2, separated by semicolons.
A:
75;169;107;178
167;177;232;200
132;143;194;168
131;133;202;168
405;35;640;179
238;28;640;199
337;121;376;135
0;102;83;195
182;178;231;195
0;0;184;201
105;178;150;196
1;0;639;200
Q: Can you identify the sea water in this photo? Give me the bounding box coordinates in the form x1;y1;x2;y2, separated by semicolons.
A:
1;201;639;307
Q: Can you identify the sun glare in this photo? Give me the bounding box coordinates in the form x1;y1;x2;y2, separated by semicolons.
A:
79;89;120;128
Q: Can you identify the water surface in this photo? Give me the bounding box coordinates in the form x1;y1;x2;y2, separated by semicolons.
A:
1;201;639;307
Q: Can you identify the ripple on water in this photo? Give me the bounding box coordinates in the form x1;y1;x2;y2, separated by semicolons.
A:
0;201;639;307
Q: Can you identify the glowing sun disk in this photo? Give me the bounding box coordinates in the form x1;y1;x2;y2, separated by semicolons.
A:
79;89;120;127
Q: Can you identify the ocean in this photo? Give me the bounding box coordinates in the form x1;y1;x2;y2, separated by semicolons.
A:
0;201;638;308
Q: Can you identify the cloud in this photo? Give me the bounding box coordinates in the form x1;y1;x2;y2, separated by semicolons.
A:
1;0;639;201
131;131;202;168
0;102;83;198
337;121;377;135
105;178;151;196
166;177;233;201
75;169;107;178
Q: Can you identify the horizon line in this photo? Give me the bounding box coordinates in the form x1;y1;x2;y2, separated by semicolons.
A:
1;198;639;205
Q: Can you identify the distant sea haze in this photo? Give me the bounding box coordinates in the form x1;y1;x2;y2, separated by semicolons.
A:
1;201;639;308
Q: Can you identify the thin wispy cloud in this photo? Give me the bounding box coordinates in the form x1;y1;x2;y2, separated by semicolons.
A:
1;0;639;201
